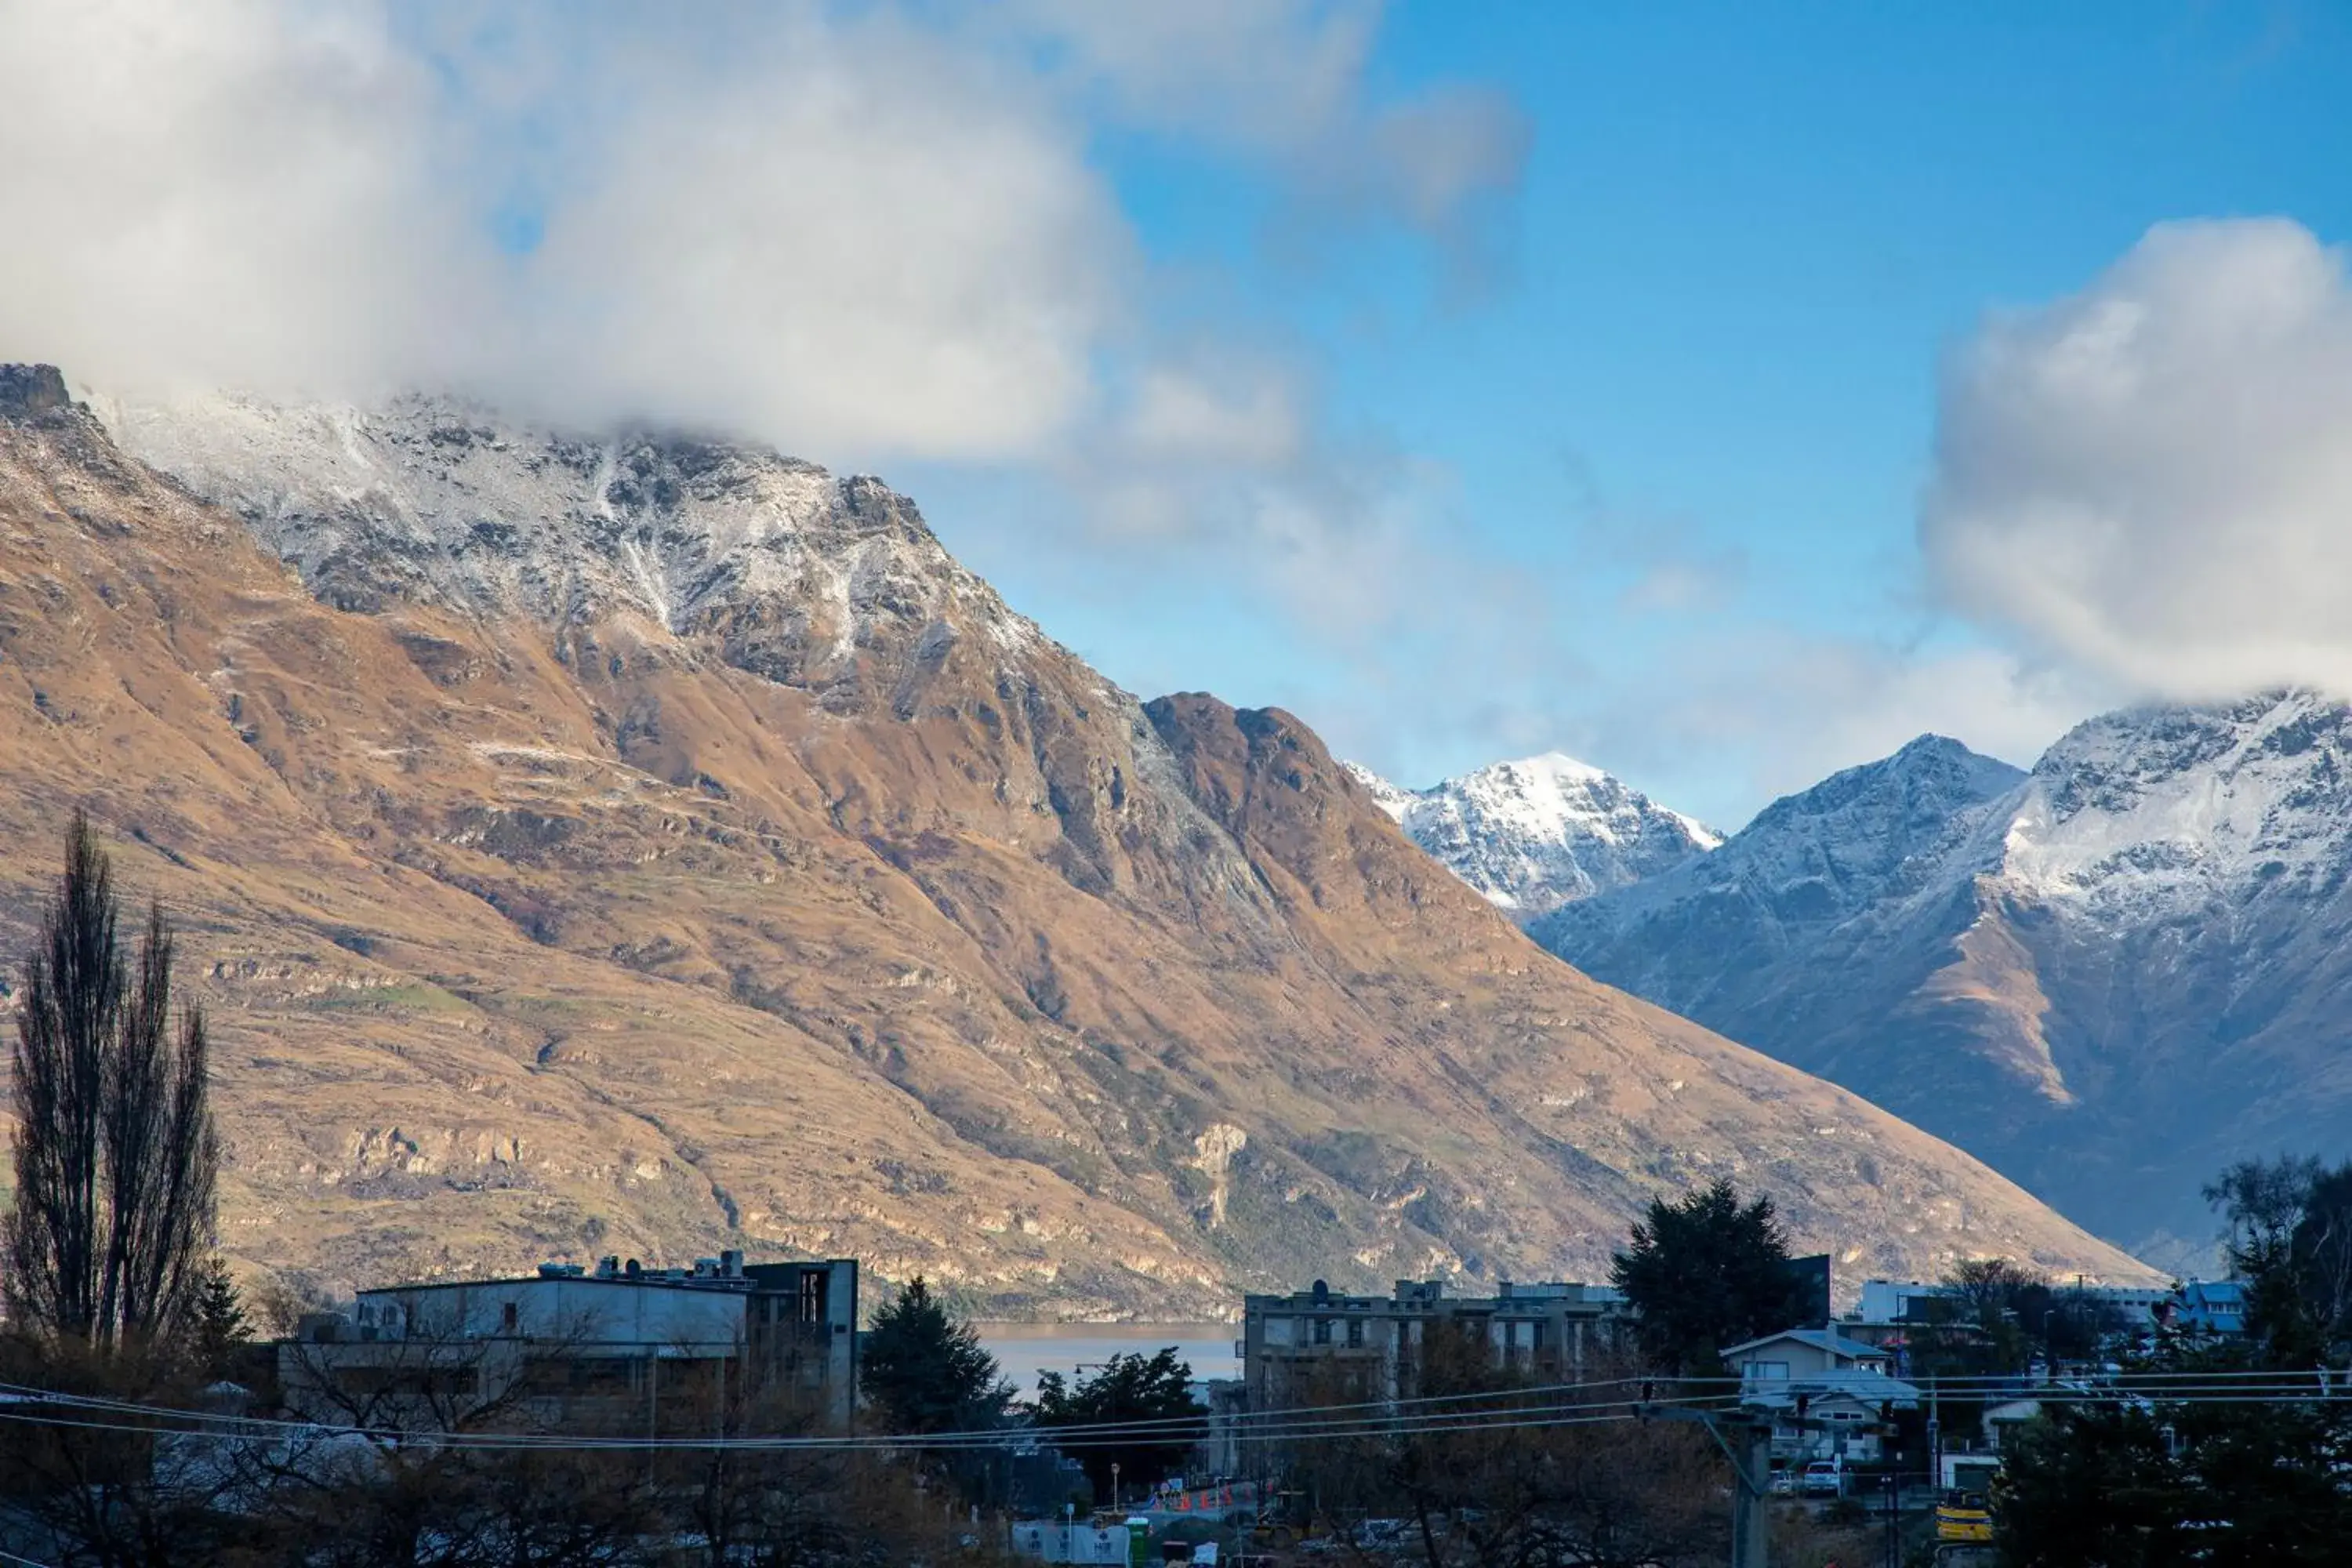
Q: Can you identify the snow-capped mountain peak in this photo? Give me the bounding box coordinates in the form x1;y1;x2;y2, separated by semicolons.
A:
1994;689;2352;912
1348;751;1719;920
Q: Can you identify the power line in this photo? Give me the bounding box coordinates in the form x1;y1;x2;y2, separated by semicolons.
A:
0;1372;1729;1450
0;1403;1679;1452
0;1387;1744;1454
5;1363;2348;1458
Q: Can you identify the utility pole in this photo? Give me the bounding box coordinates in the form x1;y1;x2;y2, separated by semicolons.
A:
645;1349;660;1489
1928;1376;1941;1494
1733;1417;1771;1568
1644;1405;1773;1568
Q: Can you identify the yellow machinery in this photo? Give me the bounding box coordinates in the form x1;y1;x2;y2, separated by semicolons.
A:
1935;1490;1994;1544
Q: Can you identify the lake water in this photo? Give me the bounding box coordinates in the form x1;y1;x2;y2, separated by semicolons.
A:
975;1322;1239;1396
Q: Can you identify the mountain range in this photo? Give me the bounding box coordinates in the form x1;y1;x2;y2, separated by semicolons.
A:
1534;705;2352;1269
0;364;2147;1313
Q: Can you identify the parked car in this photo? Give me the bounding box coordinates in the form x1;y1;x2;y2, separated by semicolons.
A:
1800;1460;1843;1497
1769;1468;1798;1497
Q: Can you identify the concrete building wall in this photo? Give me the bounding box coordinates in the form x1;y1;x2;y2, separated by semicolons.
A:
290;1258;862;1432
361;1278;749;1353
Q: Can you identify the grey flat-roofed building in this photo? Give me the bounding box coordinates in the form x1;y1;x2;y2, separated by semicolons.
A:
282;1251;858;1431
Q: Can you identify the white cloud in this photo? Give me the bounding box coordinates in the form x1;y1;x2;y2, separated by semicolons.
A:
1000;0;1528;241
0;0;482;403
0;1;1124;460
0;0;1518;469
1119;363;1305;468
1923;218;2352;701
510;9;1121;460
1559;632;2110;829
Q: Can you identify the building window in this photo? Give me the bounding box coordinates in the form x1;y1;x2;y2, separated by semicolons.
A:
501;1301;518;1334
799;1272;826;1324
1746;1360;1789;1381
1313;1319;1332;1346
1346;1319;1363;1348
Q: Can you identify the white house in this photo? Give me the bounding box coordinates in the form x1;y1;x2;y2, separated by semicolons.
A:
1723;1327;1893;1383
1982;1396;2043;1454
1722;1328;1919;1465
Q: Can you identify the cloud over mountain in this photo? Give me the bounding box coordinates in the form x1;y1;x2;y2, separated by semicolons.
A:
1926;217;2352;702
0;0;1521;468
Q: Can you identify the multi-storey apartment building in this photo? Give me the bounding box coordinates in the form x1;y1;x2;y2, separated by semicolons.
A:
1240;1276;1632;1414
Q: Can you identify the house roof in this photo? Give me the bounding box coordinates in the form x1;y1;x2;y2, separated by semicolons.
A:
1742;1370;1921;1412
1722;1327;1887;1361
2179;1279;2246;1305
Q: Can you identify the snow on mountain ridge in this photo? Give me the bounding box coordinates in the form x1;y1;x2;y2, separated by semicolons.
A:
91;387;1050;681
1348;752;1719;920
1991;690;2352;913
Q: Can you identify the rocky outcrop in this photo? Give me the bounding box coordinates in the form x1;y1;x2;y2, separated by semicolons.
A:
0;364;71;419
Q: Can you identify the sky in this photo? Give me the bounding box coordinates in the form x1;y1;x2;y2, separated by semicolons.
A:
5;2;2351;826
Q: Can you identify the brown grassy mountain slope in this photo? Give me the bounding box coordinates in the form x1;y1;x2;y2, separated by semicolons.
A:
0;378;2151;1313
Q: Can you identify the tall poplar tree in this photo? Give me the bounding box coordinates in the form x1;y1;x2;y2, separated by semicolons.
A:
6;811;217;1353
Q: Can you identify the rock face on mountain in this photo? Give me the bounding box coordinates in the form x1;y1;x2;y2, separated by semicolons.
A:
1542;704;2352;1266
1346;754;1718;920
0;372;2151;1312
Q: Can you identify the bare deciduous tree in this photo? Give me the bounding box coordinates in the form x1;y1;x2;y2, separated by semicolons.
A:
1283;1329;1727;1568
7;811;217;1354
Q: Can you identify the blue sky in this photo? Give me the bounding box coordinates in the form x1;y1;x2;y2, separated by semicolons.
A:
902;2;2352;824
13;1;2352;828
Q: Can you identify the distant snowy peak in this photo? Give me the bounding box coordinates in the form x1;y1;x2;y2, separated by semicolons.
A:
1347;753;1719;920
1532;732;2029;963
1744;734;2026;846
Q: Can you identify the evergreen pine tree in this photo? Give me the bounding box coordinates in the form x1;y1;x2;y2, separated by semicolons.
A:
191;1256;251;1379
858;1277;1012;1434
1610;1178;1811;1375
1033;1348;1204;1501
